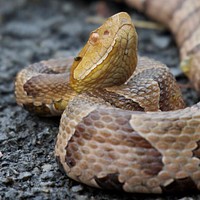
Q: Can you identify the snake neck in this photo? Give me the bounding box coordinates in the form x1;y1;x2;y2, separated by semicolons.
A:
125;0;200;91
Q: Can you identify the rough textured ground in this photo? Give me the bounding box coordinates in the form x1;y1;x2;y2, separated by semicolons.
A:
0;0;199;199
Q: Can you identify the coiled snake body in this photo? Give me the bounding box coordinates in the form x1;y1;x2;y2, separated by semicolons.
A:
15;0;200;194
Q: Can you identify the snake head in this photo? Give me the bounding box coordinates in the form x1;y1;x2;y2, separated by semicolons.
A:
70;12;138;93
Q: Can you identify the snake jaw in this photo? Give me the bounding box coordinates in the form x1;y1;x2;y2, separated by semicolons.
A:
69;12;138;93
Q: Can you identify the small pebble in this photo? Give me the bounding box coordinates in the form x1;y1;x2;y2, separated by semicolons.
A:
32;187;50;194
42;164;53;172
19;191;34;198
40;181;55;187
151;35;171;49
71;185;83;193
0;133;8;142
1;161;9;167
5;188;18;199
74;195;88;200
40;171;54;180
18;172;32;181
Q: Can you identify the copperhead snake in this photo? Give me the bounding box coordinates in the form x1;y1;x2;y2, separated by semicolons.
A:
15;0;200;194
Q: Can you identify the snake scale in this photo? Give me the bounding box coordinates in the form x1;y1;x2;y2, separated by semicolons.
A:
15;0;200;194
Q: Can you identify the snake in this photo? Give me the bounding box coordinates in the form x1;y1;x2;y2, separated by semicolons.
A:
15;0;200;194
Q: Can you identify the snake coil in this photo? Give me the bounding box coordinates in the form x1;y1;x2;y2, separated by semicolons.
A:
15;0;200;194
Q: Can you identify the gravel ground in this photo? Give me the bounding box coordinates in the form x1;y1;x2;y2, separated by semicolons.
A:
0;0;199;199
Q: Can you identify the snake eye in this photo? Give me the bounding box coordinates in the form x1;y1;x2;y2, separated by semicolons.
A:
74;56;82;61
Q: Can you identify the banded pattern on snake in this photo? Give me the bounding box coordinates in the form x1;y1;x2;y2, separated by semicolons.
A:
15;0;200;194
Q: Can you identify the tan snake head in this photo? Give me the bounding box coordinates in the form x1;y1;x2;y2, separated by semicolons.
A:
70;12;138;92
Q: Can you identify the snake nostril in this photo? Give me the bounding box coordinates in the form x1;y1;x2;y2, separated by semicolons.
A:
104;30;109;35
